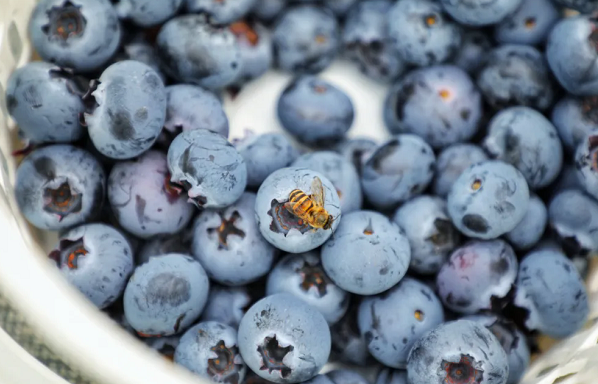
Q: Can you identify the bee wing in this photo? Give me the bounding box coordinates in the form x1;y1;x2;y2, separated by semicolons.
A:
311;177;325;207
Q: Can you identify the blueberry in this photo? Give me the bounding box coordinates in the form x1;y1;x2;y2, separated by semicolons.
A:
393;196;460;275
174;321;246;383
452;29;494;74
237;293;331;383
330;303;371;366
343;1;406;82
5;62;85;144
321;210;410;295
123;254;210;337
384;66;482;149
461;314;530;384
229;21;273;86
448;160;530;239
137;230;193;265
200;285;251;329
388;0;462;67
483;107;563;189
85;60;166;160
273;6;339;74
552;96;598;154
326;370;368;384
161;84;229;147
191;192;277;285
108;151;195;239
333;138;377;176
167;129;247;209
434;143;489;198
548;190;598;256
156;14;241;89
407;320;509;384
145;335;181;361
29;0;122;73
255;167;341;253
252;0;285;22
494;0;560;46
575;133;598;200
438;0;523;26
123;38;166;83
376;369;408;384
115;0;183;27
49;223;133;309
437;239;518;314
292;151;362;213
236;133;298;189
186;0;257;25
546;16;598;96
358;277;445;368
15;145;105;230
513;249;589;338
266;251;349;324
361;135;435;210
552;0;598;13
277;76;354;147
477;44;555;111
504;194;547;251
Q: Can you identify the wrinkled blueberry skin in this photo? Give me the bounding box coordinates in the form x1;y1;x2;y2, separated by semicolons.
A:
494;0;560;46
5;62;85;144
361;135;435;210
384;66;482;149
477;44;555;111
546;17;598;96
448;160;530;239
255;167;341;253
123;39;166;83
330;304;371;366
237;293;331;383
123;254;210;337
576;133;598;200
266;251;349;324
462;314;530;384
552;0;598;13
438;0;523;26
51;223;133;309
343;1;406;82
321;210;411;295
434;144;489;198
273;6;339;74
453;30;494;74
552;96;598;154
504;194;547;251
514;249;589;338
162;85;229;146
116;0;183;27
167;129;247;209
484;107;563;189
437;240;518;314
407;320;509;384
388;0;462;67
393;196;460;275
174;321;246;382
186;0;257;25
376;369;408;384
137;230;193;265
15;145;105;231
358;277;445;369
333;138;377;176
108;151;195;239
252;0;285;22
86;60;166;160
29;0;122;73
293;152;362;213
277;76;354;147
191;192;276;285
231;22;273;86
200;285;251;328
236;133;298;189
156;15;241;89
548;190;598;255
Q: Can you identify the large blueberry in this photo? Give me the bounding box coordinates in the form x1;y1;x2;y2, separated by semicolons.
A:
191;192;277;285
321;210;410;295
255;167;341;253
200;285;251;329
552;96;598;154
438;0;523;26
167;129;247;209
433;143;488;198
436;240;518;314
494;0;560;46
237;293;331;383
358;277;445;368
504;194;547;251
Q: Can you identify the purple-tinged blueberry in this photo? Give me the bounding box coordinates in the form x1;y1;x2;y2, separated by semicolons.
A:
433;143;489;198
200;285;251;329
504;194;547;251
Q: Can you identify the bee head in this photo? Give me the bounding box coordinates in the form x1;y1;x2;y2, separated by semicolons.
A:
322;215;334;230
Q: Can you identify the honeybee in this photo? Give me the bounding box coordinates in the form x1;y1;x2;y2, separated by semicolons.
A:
285;176;334;231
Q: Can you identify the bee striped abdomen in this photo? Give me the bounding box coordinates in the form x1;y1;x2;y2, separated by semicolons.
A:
289;189;315;216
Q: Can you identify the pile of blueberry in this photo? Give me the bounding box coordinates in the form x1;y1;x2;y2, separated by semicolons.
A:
6;0;598;383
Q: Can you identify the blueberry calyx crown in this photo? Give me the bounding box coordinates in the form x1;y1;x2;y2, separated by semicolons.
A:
257;335;294;378
48;238;88;270
297;263;330;297
43;181;83;220
41;0;87;42
207;340;242;384
441;354;483;384
268;199;311;236
207;211;246;250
